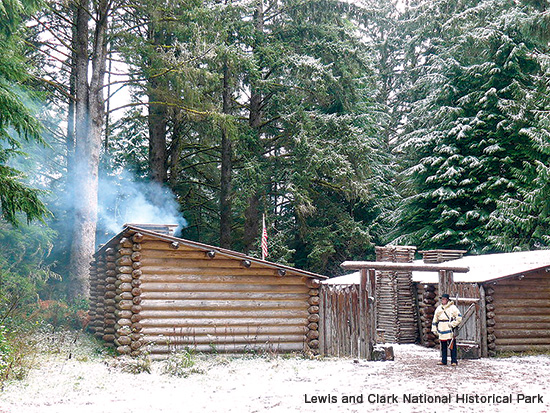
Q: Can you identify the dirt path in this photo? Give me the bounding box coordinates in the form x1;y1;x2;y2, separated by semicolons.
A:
0;342;549;413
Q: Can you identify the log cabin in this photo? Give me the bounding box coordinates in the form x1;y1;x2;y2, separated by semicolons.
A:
327;248;550;357
88;224;326;358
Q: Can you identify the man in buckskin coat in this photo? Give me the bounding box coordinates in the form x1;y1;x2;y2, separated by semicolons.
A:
432;293;462;366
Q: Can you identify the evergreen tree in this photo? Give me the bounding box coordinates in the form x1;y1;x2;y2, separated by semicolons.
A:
393;0;550;252
0;0;49;224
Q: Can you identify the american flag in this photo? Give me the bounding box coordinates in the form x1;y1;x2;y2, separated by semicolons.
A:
261;214;268;260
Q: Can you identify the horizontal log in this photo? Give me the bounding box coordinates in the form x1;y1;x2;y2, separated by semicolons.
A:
140;325;307;336
494;315;550;323
341;261;470;273
140;291;309;301
307;330;319;340
495;307;550;316
140;273;305;285
116;266;133;274
308;296;320;305
147;342;304;355
140;316;306;327
117;292;133;301
141;257;255;269
132;232;144;243
492;285;550;293
495;337;550;345
491;298;550;307
142;249;217;260
308;306;319;314
140;240;198;251
496;329;550;339
140;299;308;310
119;237;133;248
144;334;306;345
306;278;321;288
115;336;132;346
116;256;133;266
117;345;131;354
116;274;132;283
494;322;550;330
138;310;300;322
494;280;550;288
140;282;308;294
494;344;550;352
308;314;320;323
492;291;550;299
308;323;318;330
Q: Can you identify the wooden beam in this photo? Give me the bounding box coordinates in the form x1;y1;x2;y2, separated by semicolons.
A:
341;261;469;273
479;284;488;358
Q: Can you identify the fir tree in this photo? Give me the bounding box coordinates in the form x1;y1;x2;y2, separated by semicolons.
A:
394;0;550;252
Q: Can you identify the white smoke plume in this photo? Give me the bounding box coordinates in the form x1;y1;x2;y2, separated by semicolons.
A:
96;169;187;242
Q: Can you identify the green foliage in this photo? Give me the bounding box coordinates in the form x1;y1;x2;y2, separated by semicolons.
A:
0;222;59;325
0;326;12;376
393;0;550;253
0;0;48;226
113;354;152;374
161;348;204;377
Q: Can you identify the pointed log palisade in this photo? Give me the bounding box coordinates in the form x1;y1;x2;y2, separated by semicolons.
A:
88;224;326;358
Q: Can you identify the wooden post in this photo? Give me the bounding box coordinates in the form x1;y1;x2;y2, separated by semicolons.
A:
359;268;374;360
318;285;325;356
439;270;454;295
479;284;488;357
367;269;376;354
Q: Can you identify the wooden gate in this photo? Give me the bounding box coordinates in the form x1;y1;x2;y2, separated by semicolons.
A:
452;284;485;358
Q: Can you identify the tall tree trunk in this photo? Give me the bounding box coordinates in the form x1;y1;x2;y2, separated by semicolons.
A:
68;0;109;299
220;61;233;248
243;0;264;254
243;194;260;255
147;25;168;183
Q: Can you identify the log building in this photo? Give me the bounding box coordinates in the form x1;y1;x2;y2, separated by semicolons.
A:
88;224;326;358
327;248;550;357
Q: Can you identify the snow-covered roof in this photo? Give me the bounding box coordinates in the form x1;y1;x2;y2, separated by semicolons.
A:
324;250;550;285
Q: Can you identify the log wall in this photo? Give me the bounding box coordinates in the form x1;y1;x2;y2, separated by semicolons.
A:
375;246;417;343
129;233;319;357
487;269;550;354
89;231;323;357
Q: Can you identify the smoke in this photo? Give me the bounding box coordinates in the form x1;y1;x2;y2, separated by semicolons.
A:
96;169;187;243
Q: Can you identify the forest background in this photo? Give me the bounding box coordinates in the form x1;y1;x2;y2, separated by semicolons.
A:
1;0;550;334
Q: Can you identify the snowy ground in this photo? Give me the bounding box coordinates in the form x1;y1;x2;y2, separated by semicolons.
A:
0;333;549;413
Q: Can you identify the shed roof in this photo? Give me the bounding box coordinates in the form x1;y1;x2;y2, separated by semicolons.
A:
95;224;327;280
324;249;550;285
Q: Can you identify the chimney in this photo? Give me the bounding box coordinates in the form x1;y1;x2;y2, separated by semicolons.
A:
125;223;178;236
419;249;466;263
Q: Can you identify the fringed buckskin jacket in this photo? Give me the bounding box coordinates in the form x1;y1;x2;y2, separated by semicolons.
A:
431;301;462;341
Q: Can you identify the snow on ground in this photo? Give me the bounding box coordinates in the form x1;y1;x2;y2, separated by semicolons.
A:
0;334;549;413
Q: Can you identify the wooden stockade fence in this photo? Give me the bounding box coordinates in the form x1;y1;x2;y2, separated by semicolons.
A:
319;284;366;358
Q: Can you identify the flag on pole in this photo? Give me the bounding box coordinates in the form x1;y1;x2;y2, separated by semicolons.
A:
261;214;268;260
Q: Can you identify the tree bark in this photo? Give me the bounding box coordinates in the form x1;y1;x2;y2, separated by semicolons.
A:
220;61;233;249
68;0;110;299
243;194;260;255
243;0;264;254
147;23;168;183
